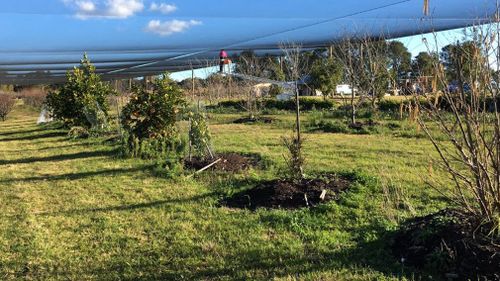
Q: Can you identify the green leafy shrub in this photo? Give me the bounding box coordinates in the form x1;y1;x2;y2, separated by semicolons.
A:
210;98;336;113
265;98;336;111
378;98;405;113
317;120;350;133
282;135;305;182
0;94;15;121
68;126;90;139
188;108;213;159
45;54;114;130
121;74;187;161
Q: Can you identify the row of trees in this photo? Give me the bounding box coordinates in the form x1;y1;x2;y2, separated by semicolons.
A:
228;39;485;97
45;55;212;176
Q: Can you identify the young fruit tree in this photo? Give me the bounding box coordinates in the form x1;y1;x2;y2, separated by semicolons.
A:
121;73;187;161
45;54;115;131
280;43;311;181
188;105;213;160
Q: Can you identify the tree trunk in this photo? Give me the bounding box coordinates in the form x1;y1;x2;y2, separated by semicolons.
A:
295;82;301;143
351;83;356;124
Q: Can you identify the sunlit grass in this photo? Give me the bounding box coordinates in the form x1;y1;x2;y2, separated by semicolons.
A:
0;103;449;280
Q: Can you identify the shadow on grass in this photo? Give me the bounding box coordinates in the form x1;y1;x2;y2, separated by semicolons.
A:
0;142;92;153
37;193;215;217
0;120;36;127
0;131;67;142
182;223;413;281
0;127;50;137
0;165;151;184
54;228;414;281
0;149;118;165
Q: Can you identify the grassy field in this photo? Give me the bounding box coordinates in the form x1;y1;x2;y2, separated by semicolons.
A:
0;103;450;280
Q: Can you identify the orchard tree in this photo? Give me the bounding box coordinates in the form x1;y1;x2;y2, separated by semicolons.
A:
234;50;265;77
412;51;439;76
360;39;391;108
310;57;343;97
440;41;485;83
388;40;412;82
46;54;115;129
121;73;187;159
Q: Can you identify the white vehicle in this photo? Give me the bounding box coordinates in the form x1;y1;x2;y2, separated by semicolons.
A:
336;84;357;96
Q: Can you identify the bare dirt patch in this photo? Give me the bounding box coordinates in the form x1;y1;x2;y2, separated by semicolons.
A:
184;152;262;173
222;174;352;210
233;116;275;124
392;209;500;280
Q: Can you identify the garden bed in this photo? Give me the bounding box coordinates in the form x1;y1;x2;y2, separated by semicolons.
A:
184;152;262;172
222;174;352;210
349;119;379;130
392;209;500;280
233;116;275;124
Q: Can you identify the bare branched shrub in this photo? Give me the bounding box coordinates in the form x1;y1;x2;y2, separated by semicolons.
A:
17;87;47;109
0;94;15;121
418;24;500;230
280;43;310;180
333;38;366;124
334;36;393;122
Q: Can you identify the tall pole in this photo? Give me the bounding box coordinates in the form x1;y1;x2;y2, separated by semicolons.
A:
191;68;195;101
295;81;301;143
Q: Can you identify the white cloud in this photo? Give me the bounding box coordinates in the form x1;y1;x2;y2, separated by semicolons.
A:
150;2;177;14
76;1;96;13
63;0;144;19
145;19;201;36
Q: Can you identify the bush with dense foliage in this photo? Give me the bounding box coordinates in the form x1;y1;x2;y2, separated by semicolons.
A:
45;54;114;129
188;108;212;159
211;97;337;112
121;74;187;161
0;94;15;121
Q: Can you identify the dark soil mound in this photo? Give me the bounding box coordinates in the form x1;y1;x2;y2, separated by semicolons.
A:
222;174;352;210
349;119;379;130
392;209;500;280
184;152;261;172
233;117;274;124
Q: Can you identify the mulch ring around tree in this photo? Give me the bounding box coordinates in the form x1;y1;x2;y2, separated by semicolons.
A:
184;152;263;173
233;116;275;124
222;174;352;210
392;209;500;280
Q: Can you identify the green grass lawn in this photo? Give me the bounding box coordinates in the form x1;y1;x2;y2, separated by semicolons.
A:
0;104;450;280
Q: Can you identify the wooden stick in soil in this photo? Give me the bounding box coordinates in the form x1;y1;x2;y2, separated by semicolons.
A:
295;81;301;144
205;143;214;159
188;117;192;161
190;158;222;177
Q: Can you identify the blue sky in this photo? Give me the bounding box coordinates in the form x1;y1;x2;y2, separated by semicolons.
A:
0;0;497;83
1;0;494;52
